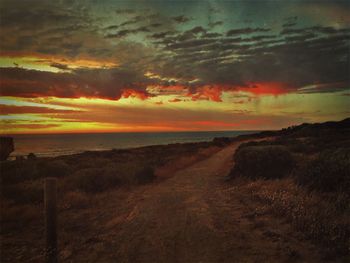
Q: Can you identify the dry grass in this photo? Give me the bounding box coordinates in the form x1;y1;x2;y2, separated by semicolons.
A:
227;130;350;258
0;199;41;233
241;178;349;256
60;191;90;210
0;141;223;248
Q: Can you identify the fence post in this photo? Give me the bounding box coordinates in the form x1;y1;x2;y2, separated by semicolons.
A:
45;177;58;263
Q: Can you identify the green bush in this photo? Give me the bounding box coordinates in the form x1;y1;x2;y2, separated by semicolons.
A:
296;148;350;193
230;145;294;179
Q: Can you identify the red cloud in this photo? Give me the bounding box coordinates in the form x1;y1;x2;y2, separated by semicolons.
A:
122;89;149;100
237;82;292;96
191;85;223;102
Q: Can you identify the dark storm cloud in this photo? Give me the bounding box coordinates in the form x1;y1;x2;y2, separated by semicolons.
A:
226;27;270;36
0;2;91;29
0;0;115;60
115;9;137;15
281;26;350;35
150;23;162;27
208;21;223;28
186;26;207;35
119;15;144;27
150;31;176;39
150;24;350;93
165;39;218;50
105;26;150;38
298;82;349;94
203;32;222;38
284;33;316;42
282;21;297;28
1;1;349;100
172;15;191;23
0;66;155;99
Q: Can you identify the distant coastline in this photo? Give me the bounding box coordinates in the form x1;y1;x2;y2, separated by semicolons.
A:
8;130;260;158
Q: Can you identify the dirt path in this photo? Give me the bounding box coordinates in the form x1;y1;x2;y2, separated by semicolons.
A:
64;143;324;263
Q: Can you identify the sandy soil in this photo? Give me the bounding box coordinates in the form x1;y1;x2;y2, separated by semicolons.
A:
54;142;326;263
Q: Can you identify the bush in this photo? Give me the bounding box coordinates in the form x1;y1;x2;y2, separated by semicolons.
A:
135;166;155;184
0;160;40;184
39;160;71;178
230;145;294;179
1;182;43;204
296;148;350;193
65;167;121;193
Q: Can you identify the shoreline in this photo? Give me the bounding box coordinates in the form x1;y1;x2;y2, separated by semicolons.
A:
7;130;264;159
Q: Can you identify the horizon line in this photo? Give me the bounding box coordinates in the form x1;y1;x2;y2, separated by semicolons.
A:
0;129;267;136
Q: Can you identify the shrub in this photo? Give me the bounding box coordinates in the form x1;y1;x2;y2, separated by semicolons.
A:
230;145;294;179
1;182;43;204
296;148;350;193
65;167;121;193
135;165;155;184
0;160;40;184
39;160;71;178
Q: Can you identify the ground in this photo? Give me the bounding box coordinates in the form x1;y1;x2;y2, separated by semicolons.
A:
52;142;326;263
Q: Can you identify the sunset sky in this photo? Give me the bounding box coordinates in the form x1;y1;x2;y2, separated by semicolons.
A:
0;0;349;134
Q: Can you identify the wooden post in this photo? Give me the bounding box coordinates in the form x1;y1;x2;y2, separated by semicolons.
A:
45;178;58;263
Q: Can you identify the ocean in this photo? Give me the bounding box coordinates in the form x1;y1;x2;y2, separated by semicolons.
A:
9;131;259;157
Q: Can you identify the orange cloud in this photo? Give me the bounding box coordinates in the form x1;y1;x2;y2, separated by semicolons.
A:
122;89;149;100
191;85;223;102
237;82;292;96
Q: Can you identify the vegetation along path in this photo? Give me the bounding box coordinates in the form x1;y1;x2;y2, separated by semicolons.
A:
63;142;326;263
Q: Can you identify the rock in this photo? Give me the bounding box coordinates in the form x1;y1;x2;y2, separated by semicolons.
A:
0;137;14;161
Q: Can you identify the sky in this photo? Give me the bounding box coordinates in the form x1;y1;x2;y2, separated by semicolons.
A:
0;0;349;134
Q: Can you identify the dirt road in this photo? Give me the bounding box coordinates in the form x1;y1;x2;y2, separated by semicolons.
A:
63;143;324;263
